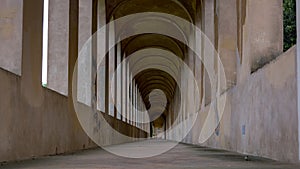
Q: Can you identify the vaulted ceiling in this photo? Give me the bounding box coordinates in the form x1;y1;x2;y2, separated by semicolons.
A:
105;0;201;124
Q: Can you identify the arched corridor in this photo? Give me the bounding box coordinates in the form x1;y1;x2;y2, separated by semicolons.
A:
0;0;300;168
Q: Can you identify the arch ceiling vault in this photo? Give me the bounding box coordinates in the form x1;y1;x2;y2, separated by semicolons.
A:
105;0;201;125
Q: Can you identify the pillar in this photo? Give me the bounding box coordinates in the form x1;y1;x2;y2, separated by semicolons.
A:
126;63;130;123
116;43;122;120
129;73;133;124
97;0;106;112
77;0;92;106
242;0;283;77
135;83;138;127
132;79;136;126
203;0;215;105
217;0;237;89
108;18;115;117
0;0;23;76
195;0;203;108
296;0;300;161
47;0;69;95
122;56;127;122
123;57;128;122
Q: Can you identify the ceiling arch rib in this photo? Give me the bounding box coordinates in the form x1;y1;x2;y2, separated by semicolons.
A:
138;81;174;100
122;34;184;59
127;48;181;78
135;75;176;95
126;49;180;105
107;0;194;23
134;69;176;110
134;71;176;96
138;80;175;102
114;14;190;45
124;49;183;120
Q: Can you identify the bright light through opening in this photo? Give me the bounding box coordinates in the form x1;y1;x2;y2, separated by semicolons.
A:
42;0;49;86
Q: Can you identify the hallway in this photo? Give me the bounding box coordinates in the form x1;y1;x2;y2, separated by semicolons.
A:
3;140;300;169
1;0;300;167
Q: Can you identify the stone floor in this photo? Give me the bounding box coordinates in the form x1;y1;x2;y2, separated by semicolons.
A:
2;140;300;169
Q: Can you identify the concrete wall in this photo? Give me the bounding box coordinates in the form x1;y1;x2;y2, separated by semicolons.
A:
179;46;298;162
168;0;293;162
0;0;147;163
0;67;147;163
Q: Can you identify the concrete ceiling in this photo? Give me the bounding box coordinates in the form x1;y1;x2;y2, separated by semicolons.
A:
122;34;184;59
106;0;196;22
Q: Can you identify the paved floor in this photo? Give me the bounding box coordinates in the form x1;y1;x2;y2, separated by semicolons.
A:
2;140;300;169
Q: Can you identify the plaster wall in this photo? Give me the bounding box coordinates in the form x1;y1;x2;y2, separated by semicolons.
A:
177;46;298;162
0;0;147;163
0;67;147;163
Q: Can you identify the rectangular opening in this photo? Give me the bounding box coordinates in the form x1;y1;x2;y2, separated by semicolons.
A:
283;0;297;52
42;0;49;87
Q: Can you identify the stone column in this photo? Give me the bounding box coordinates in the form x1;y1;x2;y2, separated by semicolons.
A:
195;0;203;111
77;0;92;106
116;43;122;120
297;0;300;161
97;0;106;112
47;0;69;95
135;84;138;127
203;0;215;105
134;81;137;127
122;58;127;122
241;0;283;79
132;80;136;126
108;19;115;117
0;0;23;76
122;56;127;122
129;73;132;124
217;0;238;89
126;63;130;123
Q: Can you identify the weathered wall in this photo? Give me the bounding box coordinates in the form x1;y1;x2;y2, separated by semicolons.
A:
170;0;294;162
0;0;147;163
179;46;298;162
0;68;147;162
